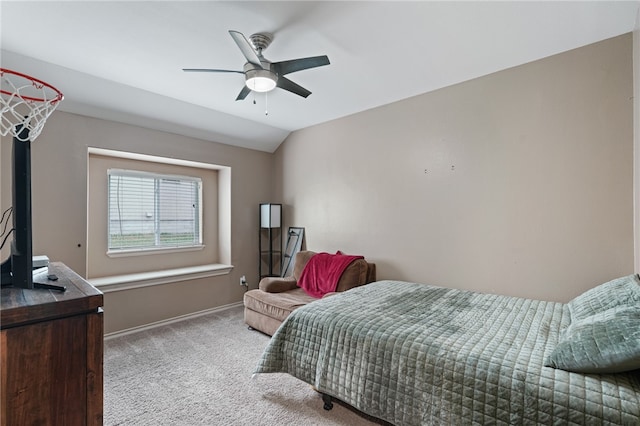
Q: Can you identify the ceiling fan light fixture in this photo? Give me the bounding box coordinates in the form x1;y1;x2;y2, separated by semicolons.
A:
245;69;277;92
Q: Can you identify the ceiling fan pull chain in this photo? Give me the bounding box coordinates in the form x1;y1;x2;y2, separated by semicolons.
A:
265;92;268;116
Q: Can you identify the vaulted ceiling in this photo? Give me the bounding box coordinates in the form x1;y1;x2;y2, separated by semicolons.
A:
1;1;638;152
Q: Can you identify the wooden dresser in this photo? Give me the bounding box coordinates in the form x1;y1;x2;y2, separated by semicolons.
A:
1;262;104;425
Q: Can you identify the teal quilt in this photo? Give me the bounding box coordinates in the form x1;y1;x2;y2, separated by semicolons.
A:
254;280;640;425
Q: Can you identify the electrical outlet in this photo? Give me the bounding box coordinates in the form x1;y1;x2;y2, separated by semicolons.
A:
240;275;247;287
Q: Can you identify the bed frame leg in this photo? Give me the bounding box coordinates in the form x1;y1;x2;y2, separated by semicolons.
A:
322;393;333;411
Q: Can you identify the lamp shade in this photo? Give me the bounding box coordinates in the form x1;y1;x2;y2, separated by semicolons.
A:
260;203;281;228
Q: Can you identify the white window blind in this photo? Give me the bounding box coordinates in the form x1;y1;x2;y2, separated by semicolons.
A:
108;169;202;251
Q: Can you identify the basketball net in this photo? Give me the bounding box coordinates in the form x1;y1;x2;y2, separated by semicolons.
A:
0;68;64;142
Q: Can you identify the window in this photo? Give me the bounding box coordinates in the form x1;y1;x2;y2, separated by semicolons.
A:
88;148;229;281
108;169;202;252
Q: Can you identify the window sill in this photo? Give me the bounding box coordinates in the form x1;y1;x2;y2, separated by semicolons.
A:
88;263;233;293
107;245;205;258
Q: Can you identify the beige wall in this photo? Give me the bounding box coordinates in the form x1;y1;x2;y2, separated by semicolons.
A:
1;112;273;333
634;11;640;274
274;33;634;303
1;32;636;332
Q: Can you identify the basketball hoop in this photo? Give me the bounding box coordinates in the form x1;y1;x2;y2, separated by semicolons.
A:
1;68;64;142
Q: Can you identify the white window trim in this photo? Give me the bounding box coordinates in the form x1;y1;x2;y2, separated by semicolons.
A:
107;168;203;254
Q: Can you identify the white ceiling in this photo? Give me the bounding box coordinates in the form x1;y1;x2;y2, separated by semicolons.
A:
1;1;639;153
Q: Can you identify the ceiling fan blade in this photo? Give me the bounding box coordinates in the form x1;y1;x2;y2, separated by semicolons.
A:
272;55;330;76
235;85;251;101
229;30;263;69
276;77;312;98
183;68;244;74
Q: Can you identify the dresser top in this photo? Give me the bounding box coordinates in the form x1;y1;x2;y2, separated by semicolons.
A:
1;262;103;329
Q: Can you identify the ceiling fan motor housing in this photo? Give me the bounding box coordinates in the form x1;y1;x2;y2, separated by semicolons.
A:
249;32;273;53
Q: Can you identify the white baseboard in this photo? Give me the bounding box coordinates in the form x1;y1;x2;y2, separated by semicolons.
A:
104;302;243;340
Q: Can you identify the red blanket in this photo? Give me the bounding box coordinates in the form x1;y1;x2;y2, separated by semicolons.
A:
298;252;364;298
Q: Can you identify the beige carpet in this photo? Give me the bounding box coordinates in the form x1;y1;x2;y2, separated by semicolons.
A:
104;305;384;425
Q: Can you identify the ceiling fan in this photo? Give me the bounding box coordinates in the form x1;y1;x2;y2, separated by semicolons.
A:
183;30;330;101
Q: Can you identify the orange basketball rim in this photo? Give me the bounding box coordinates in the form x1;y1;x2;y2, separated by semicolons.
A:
0;68;64;142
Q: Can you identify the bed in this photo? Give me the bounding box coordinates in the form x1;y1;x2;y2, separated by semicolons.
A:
254;276;640;425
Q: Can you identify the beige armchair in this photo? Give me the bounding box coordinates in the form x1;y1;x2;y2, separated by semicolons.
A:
243;250;376;336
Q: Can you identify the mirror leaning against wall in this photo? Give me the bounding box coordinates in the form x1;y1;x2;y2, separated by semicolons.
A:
281;227;305;277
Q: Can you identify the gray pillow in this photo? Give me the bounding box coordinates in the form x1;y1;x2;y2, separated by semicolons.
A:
545;306;640;373
567;274;640;321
